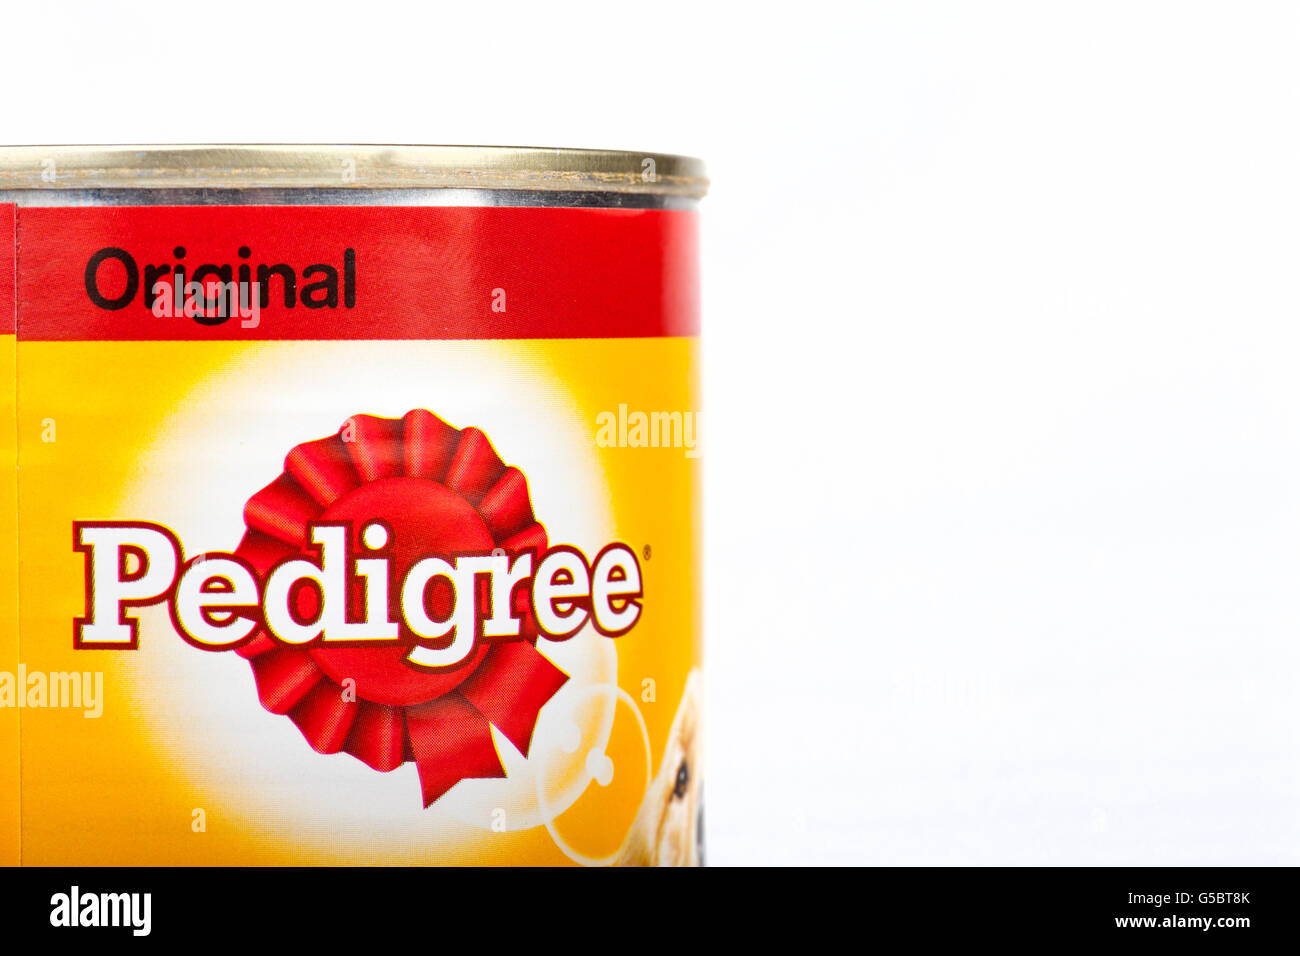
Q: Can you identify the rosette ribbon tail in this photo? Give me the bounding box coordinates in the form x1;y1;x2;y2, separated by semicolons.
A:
406;643;571;807
404;695;506;808
459;641;571;757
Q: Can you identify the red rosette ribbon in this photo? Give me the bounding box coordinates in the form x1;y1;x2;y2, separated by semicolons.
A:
230;410;570;807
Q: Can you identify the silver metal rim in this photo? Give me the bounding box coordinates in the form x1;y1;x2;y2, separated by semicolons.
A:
0;145;708;201
0;187;695;210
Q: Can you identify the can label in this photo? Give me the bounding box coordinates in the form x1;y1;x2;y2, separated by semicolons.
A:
1;204;702;866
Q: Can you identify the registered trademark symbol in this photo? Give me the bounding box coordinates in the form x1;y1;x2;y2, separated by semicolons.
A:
643;544;652;560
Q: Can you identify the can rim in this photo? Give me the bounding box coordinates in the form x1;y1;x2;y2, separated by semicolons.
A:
0;144;708;198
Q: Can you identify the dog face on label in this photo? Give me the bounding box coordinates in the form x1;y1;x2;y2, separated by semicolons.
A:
616;669;703;867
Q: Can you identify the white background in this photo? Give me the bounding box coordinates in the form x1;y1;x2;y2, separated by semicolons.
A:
5;1;1300;865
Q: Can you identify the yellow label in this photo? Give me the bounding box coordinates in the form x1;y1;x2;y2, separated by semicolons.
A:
1;329;17;867
11;337;701;866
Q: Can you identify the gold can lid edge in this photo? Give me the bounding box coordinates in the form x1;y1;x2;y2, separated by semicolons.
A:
0;145;709;198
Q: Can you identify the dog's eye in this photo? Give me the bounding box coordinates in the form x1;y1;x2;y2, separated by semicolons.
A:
673;760;690;799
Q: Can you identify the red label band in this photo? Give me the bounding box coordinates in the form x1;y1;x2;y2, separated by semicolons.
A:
14;205;699;341
1;205;13;335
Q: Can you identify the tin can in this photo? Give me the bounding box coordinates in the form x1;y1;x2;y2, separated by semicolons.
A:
0;145;706;866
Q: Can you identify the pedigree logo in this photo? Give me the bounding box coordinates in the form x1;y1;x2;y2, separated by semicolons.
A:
73;523;641;663
69;409;643;806
72;522;639;665
83;245;356;327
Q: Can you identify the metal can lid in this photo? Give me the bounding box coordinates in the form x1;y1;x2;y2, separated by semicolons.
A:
0;144;708;198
